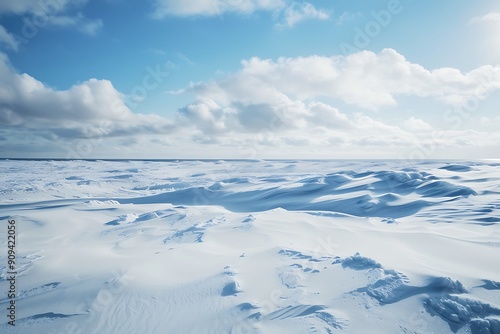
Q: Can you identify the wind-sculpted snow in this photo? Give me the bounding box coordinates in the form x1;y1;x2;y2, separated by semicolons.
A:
0;159;499;333
426;295;500;333
112;169;478;219
439;164;476;172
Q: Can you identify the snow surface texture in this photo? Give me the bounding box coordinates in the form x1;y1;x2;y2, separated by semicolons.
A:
1;159;499;334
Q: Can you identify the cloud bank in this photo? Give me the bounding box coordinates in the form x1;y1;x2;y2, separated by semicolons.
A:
2;48;500;158
188;48;500;111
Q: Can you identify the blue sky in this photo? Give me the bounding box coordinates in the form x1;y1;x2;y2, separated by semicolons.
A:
1;0;500;159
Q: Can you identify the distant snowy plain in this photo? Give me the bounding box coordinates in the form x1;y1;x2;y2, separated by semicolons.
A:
1;159;499;334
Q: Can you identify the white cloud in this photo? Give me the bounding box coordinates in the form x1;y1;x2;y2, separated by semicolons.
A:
176;96;417;154
3;47;500;159
307;102;352;129
470;12;500;24
47;12;103;36
151;0;329;27
188;49;500;110
158;48;500;158
403;117;432;131
177;99;232;134
278;2;329;27
0;53;174;139
151;0;285;18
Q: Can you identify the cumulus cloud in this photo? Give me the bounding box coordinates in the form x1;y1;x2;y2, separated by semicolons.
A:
162;48;500;158
177;97;353;137
307;102;352;129
0;53;174;139
151;0;284;18
187;48;500;111
278;2;329;27
403;117;432;131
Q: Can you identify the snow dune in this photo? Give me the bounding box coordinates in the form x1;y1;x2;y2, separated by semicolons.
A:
0;160;499;333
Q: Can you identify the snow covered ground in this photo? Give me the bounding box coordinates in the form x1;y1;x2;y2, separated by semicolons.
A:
1;159;499;334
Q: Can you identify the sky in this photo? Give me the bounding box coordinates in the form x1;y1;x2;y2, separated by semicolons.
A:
0;0;500;159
